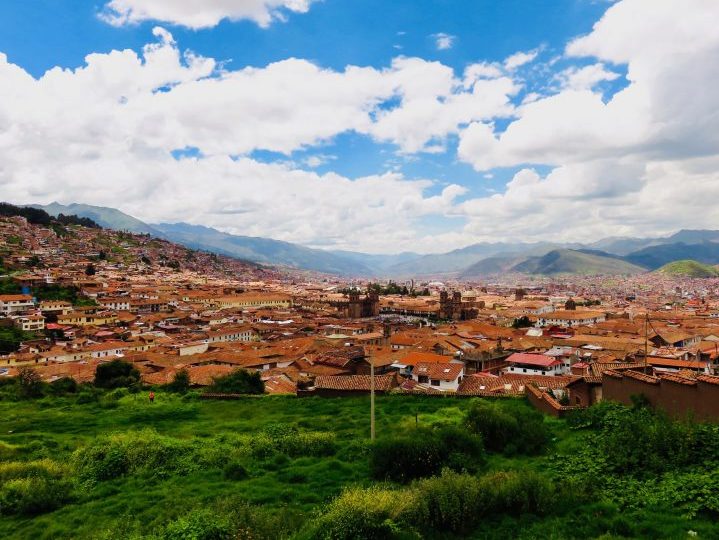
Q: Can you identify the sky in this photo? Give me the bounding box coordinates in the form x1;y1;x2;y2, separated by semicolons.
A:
0;0;718;254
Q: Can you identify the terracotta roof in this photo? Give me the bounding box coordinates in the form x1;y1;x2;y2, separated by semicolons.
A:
505;352;561;368
313;374;399;392
414;362;463;381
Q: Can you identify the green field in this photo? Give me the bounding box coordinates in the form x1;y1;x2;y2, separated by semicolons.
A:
1;391;718;539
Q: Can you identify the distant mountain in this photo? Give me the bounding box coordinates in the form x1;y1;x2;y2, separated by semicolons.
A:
328;250;421;273
384;241;568;277
31;202;163;236
153;222;373;276
509;249;646;276
459;254;528;278
624;241;719;270
655;260;719;278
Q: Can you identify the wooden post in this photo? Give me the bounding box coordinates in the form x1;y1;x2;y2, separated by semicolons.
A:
370;349;375;441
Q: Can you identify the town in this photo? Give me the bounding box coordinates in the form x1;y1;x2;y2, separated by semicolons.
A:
2;211;718;421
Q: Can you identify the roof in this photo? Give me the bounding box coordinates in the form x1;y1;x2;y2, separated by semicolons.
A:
414;362;463;381
505;352;561;368
313;374;399;392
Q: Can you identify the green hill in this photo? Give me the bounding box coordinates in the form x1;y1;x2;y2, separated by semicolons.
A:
510;249;646;276
655;259;719;277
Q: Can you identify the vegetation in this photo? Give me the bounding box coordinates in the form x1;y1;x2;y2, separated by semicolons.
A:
93;360;140;389
656;259;719;278
0;327;36;354
0;202;99;229
207;368;264;394
0;392;717;539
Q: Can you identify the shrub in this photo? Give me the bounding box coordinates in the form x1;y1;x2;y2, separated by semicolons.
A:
485;470;553;515
72;429;197;485
16;366;43;398
223;462;248;481
247;425;336;459
306;486;414;540
207;369;264;395
167;369;190;394
48;376;78;395
370;426;484;483
0;459;71;516
94;360;140;389
465;399;548;455
409;470;487;534
161;508;231;540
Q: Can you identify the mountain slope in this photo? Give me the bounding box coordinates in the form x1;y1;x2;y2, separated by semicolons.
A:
510;249;646;275
655;260;719;278
460;254;528;278
153;223;373;276
31;202;163;236
624;241;719;270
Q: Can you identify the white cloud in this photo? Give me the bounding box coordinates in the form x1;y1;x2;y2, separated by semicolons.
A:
556;62;619;90
100;0;316;29
432;33;455;50
503;48;539;70
454;0;719;242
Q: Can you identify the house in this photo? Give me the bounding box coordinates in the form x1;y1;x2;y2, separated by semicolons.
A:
14;314;45;332
537;310;606;328
411;362;464;391
504;352;568;376
301;373;401;397
0;294;34;315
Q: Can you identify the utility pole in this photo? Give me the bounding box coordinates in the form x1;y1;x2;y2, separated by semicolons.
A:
370;348;375;441
644;310;649;368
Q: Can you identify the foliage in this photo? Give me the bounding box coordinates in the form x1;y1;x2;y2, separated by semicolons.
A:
0;327;36;355
207;369;264;395
166;369;190;394
511;315;532;328
369;425;484;483
93;360;140;389
16;367;43;399
0;460;71;516
84;263;96;276
464;398;549;455
0;203;99;228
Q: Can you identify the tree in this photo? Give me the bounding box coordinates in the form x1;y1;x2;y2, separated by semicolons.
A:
511;316;532;329
17;366;43;398
85;263;96;276
167;369;190;394
207;369;264;394
94;360;140;389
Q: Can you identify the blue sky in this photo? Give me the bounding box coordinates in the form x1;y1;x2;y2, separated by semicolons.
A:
0;1;716;253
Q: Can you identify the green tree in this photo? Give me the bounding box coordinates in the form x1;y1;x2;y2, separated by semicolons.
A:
167;369;190;394
17;366;43;398
84;263;96;276
94;360;140;389
207;369;264;394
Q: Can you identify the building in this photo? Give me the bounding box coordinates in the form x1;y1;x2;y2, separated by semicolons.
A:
411;361;464;391
504;352;568;376
537;310;606;328
0;294;34;315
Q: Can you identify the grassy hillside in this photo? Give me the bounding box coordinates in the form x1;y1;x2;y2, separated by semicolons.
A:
656;259;719;278
1;390;718;539
510;249;646;276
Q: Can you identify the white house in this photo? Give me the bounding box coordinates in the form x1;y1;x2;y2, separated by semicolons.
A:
411;361;464;391
504;352;568;377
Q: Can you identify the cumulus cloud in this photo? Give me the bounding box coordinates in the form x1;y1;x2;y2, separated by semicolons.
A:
503;48;539;70
454;0;719;242
432;33;455;50
100;0;316;29
0;31;483;253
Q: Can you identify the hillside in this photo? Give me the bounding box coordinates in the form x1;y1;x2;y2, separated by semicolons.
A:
153;223;374;276
510;249;646;276
655;259;719;278
624;241;719;269
460;254;528;278
31;202;163;236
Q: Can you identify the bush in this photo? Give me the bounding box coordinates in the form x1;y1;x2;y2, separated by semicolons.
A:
306;486;413;540
247;425;336;459
167;369;190;394
465;399;548;455
161;508;231;540
94;360;140;389
0;459;71;516
16;366;43;399
72;429;198;485
207;369;264;395
48;376;78;395
370;426;484;483
223;462;248;481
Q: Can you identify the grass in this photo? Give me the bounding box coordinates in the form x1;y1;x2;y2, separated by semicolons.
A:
0;393;716;539
0;394;491;539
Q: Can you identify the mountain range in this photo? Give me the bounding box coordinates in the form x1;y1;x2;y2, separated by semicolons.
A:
29;202;719;278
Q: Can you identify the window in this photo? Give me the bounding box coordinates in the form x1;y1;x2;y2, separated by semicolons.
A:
431;379;440;386
418;375;429;384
